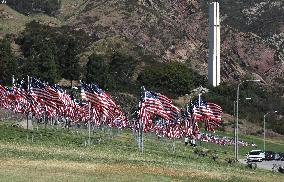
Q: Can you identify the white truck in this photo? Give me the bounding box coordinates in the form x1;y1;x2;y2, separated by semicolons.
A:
247;150;265;162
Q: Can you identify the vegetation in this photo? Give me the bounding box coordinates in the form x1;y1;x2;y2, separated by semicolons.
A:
0;37;19;86
204;82;284;135
85;54;111;89
7;0;61;16
16;21;90;83
109;52;139;92
0;121;283;182
138;62;206;98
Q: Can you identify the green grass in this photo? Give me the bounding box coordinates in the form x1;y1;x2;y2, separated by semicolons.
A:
0;4;62;37
0;5;30;36
0;120;283;182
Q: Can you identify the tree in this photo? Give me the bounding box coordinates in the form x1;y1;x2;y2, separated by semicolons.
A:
85;54;113;89
19;21;90;84
138;62;206;97
109;52;138;91
21;56;40;79
36;43;59;83
60;38;81;87
0;38;18;86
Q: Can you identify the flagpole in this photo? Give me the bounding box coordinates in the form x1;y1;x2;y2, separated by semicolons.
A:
140;86;146;153
137;100;142;151
141;122;144;153
137;87;141;151
137;118;141;151
27;76;30;141
142;86;147;153
88;102;91;145
138;120;141;151
189;96;194;137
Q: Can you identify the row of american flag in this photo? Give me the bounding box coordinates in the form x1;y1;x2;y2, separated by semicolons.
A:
0;77;222;138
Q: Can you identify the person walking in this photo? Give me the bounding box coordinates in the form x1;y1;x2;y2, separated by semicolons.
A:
184;137;189;146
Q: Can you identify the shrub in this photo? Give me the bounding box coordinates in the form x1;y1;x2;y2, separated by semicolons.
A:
137;62;206;98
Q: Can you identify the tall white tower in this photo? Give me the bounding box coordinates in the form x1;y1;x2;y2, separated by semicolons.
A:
208;2;220;87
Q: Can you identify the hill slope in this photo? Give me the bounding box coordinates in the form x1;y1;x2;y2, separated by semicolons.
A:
59;0;284;85
1;1;283;85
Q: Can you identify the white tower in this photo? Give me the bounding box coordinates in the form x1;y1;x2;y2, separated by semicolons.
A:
208;2;220;87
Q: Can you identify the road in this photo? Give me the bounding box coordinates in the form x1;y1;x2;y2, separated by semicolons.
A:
239;159;284;171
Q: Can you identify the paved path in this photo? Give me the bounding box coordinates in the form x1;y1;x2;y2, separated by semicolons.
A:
239;159;284;171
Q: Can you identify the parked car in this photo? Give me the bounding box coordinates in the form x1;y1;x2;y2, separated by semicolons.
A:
264;151;275;161
247;150;265;162
274;152;281;160
280;153;284;161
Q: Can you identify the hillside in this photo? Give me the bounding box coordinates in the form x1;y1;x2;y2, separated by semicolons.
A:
1;0;284;85
59;0;284;85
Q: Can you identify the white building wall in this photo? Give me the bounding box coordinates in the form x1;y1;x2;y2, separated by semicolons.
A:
208;2;220;87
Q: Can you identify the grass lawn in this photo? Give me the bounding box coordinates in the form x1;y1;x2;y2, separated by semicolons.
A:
0;120;283;182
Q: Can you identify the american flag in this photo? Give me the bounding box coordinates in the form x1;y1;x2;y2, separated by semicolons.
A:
81;81;117;108
138;87;180;132
13;79;30;113
46;84;65;107
47;84;78;119
207;102;222;121
1;87;16;110
137;100;153;131
157;93;180;122
204;102;222;132
141;87;170;121
92;105;100;125
191;97;208;120
166;120;182;138
0;83;7;98
58;88;75;107
191;96;222;132
81;81;127;127
29;77;57;108
153;119;167;137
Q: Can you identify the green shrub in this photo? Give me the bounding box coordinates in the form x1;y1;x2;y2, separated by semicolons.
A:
137;62;206;97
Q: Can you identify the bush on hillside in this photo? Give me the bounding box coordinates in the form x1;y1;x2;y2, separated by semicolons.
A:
268;116;284;135
137;62;206;98
7;0;61;16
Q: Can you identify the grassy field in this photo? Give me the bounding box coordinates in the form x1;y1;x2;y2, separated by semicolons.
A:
0;120;283;182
